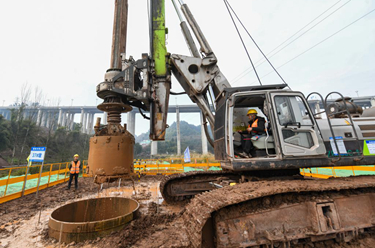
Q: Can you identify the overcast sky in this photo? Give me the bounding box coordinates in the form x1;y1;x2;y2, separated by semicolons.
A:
0;0;374;135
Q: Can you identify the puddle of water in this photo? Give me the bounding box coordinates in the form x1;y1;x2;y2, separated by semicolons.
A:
97;182;182;214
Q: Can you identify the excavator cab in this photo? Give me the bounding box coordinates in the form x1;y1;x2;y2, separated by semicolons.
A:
215;84;328;172
231;93;275;158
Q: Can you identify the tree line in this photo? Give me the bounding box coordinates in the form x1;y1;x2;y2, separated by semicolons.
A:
0;112;92;165
0;84;91;165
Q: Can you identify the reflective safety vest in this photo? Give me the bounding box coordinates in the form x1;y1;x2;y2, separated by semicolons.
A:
70;161;80;174
248;118;266;134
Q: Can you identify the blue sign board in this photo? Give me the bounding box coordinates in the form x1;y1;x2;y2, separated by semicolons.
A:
184;147;191;163
29;147;46;162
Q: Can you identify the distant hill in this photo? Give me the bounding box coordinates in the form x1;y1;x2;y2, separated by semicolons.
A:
135;131;149;143
135;121;213;157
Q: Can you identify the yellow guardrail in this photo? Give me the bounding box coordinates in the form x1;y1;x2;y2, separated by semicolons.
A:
133;159;221;175
300;165;375;179
0;159;219;204
0;161;89;204
4;157;370;205
300;170;332;179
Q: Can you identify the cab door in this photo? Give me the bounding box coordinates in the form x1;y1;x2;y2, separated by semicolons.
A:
270;93;326;156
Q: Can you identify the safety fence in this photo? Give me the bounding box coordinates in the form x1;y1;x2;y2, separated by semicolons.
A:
0;159;219;204
2;158;374;205
0;161;88;204
300;165;375;179
133;158;221;175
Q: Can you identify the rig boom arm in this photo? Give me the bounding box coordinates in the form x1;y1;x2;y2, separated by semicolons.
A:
96;0;230;143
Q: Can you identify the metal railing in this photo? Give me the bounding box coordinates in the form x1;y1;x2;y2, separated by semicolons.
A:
0;161;89;204
1;157;374;205
6;157;372;205
133;158;221;175
0;158;219;204
301;165;375;179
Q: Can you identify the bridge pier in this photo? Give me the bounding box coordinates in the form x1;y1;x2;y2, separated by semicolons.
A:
200;111;208;154
127;111;135;136
91;113;95;133
41;111;47;127
36;109;41;126
63;112;68;128
82;112;87;133
87;113;94;134
68;113;73;129
65;112;70;129
46;111;51;128
80;109;84;129
62;112;67;127
70;113;75;130
151;141;158;156
57;109;62;126
85;113;90;134
176;106;181;155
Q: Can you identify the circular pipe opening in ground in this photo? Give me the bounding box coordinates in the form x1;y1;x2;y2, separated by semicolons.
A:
48;197;139;243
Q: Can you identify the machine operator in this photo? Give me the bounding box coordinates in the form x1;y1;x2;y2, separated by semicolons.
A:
238;109;266;158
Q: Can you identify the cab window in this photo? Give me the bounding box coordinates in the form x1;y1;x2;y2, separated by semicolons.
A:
274;95;313;126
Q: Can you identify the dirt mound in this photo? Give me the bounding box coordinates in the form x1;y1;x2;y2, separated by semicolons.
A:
90;213;178;248
0;155;9;168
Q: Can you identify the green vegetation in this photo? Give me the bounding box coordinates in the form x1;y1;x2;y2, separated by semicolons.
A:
0;115;10;152
0;111;212;164
47;125;90;162
0;108;92;165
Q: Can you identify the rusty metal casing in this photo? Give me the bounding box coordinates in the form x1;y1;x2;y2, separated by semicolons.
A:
49;197;139;243
88;131;134;183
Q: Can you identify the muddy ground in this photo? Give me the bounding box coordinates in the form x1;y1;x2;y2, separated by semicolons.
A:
0;156;9;168
0;176;375;248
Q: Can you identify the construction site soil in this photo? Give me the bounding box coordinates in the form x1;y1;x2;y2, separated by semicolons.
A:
0;156;9;168
0;176;375;248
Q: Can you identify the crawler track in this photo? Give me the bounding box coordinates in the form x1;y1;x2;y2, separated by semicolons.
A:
160;170;300;204
160;171;239;204
183;176;375;247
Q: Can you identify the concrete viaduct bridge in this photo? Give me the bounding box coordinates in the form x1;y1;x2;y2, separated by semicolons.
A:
0;104;211;155
0;95;374;155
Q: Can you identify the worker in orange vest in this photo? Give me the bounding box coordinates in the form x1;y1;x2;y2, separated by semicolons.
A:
238;109;266;158
67;154;81;190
